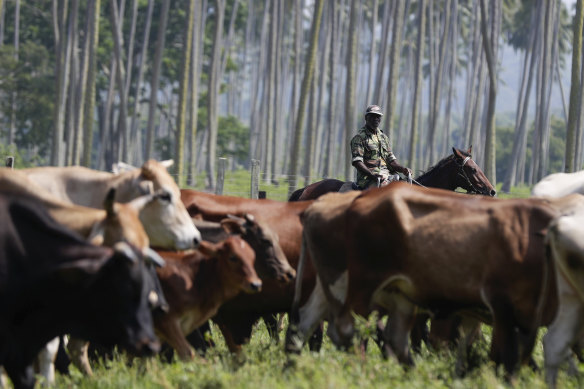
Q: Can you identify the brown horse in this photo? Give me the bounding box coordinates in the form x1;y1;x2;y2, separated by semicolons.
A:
289;147;496;201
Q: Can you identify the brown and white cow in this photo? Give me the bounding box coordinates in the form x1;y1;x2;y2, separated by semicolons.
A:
16;159;201;250
180;189;317;355
288;183;560;377
154;237;262;360
0;193;163;389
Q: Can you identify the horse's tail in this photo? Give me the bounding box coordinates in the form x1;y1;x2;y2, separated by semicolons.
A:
288;187;305;202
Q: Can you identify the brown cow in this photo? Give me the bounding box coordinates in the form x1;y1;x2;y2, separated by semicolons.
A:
288;183;560;377
180;189;316;355
194;215;295;283
155;237;262;360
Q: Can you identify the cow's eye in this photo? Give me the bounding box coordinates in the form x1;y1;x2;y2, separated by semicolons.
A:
158;191;172;202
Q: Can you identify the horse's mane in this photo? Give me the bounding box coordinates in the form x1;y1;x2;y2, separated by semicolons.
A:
416;149;469;179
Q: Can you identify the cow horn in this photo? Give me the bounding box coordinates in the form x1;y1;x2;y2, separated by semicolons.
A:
143;247;166;267
112;161;137;174
113;241;139;263
160;159;174;169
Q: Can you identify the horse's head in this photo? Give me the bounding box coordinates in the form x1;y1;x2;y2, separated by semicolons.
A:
452;147;496;197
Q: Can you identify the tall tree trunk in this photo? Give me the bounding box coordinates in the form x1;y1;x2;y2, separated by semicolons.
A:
188;0;203;185
264;0;277;183
206;0;225;190
8;0;19;146
566;0;583;172
479;0;498;184
145;0;170;160
128;0;154;165
365;0;378;104
287;0;324;197
51;0;70;166
82;0;101;168
343;0;359;180
174;0;195;186
408;0;426;173
373;0;394;105
323;0;337;178
428;0;451;163
384;0;406;142
110;0;129;163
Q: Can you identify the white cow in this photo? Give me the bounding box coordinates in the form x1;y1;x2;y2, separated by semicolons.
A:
532;170;584;198
543;208;584;388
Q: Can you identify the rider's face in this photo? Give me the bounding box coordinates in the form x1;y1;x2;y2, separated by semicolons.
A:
365;114;382;129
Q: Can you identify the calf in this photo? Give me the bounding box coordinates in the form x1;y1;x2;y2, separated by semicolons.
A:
155;237;262;360
0;194;163;389
180;189;317;355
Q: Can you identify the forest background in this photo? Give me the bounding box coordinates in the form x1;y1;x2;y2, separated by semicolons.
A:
0;0;582;198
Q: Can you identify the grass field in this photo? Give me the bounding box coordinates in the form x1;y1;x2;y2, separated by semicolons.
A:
50;318;583;389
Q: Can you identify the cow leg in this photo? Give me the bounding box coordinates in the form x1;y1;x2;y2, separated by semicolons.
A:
381;294;416;367
543;294;584;389
308;323;324;352
156;318;195;361
35;336;61;385
454;317;481;377
262;314;280;343
217;315;258;361
67;337;93;376
490;298;520;378
286;277;330;353
410;313;430;354
4;363;35;389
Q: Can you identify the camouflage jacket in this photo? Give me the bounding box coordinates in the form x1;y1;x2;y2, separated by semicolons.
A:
350;126;396;189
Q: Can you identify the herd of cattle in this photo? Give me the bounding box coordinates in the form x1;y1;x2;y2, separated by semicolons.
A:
1;159;584;388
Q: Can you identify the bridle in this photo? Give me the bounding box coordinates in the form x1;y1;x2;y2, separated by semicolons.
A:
456;155;483;195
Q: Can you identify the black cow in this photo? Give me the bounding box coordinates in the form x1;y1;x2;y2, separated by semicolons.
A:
0;193;163;389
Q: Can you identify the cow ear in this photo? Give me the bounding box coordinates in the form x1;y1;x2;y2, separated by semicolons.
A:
221;218;245;235
197;240;217;257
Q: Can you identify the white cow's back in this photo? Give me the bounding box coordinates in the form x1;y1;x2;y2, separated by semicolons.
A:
532;170;584;198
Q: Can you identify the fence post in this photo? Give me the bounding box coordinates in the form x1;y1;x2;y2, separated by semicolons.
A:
250;159;260;199
5;156;14;169
216;157;227;195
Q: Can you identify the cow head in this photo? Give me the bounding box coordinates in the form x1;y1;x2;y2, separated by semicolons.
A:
220;214;295;283
115;160;202;250
65;241;165;356
198;236;262;294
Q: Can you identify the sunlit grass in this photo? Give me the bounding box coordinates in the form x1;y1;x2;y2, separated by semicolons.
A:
50;318;583;389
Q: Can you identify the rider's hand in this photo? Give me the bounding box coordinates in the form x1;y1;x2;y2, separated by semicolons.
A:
401;167;412;176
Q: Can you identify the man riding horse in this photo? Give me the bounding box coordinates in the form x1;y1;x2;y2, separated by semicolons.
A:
350;105;412;189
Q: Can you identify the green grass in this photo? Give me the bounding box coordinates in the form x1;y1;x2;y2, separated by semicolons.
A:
47;319;583;389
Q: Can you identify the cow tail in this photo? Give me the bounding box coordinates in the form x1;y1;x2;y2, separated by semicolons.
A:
289;234;308;325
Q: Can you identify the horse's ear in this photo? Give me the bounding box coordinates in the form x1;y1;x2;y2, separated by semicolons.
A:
452;147;464;159
467;145;472;155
